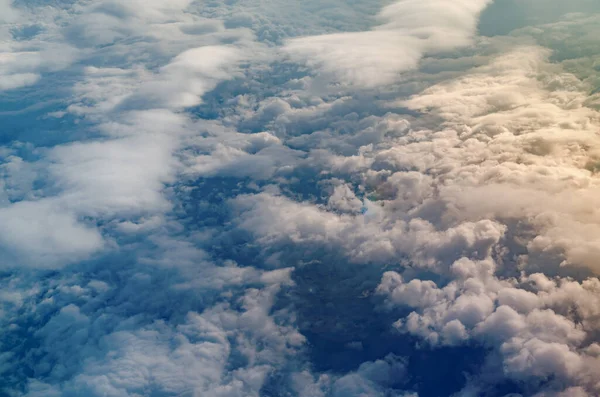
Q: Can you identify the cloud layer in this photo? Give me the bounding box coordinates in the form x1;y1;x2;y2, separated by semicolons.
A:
4;1;600;397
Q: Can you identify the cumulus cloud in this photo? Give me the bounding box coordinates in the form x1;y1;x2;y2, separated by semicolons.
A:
1;2;311;396
365;12;600;396
397;44;600;273
5;1;600;397
220;6;600;394
294;354;413;397
21;279;304;397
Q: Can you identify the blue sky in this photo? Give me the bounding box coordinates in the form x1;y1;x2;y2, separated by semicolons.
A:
2;1;600;396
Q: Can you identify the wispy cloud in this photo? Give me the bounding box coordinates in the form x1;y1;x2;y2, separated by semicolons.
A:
284;0;492;87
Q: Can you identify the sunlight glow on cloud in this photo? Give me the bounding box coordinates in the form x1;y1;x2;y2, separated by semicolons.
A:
4;0;600;396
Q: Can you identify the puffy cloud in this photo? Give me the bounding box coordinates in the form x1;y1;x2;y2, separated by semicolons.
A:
0;200;104;267
377;258;600;393
0;1;79;92
230;191;505;270
363;18;600;391
293;354;414;397
19;279;303;397
0;1;252;268
5;1;600;397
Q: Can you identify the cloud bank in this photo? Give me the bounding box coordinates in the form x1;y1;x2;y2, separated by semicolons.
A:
4;1;600;397
284;0;492;87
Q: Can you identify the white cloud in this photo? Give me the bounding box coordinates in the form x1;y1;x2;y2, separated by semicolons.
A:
293;354;413;397
18;275;303;397
396;45;600;273
284;0;492;87
0;0;19;24
0;200;103;267
0;2;79;92
0;2;251;268
5;2;600;397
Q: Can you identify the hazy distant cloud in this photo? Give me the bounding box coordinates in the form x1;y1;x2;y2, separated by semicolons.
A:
284;0;492;87
0;0;19;23
0;2;78;92
368;15;600;395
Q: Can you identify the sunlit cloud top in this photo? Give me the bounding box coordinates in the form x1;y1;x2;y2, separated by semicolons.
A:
3;1;600;396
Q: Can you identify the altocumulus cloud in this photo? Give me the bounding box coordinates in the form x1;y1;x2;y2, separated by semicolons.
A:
4;0;600;396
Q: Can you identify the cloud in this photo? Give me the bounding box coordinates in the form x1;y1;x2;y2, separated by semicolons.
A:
5;2;600;397
0;200;104;267
213;8;600;394
377;260;600;394
284;0;492;87
0;2;252;268
396;44;600;273
16;274;303;397
0;0;19;24
0;2;79;92
0;2;311;395
293;354;415;397
365;16;600;394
